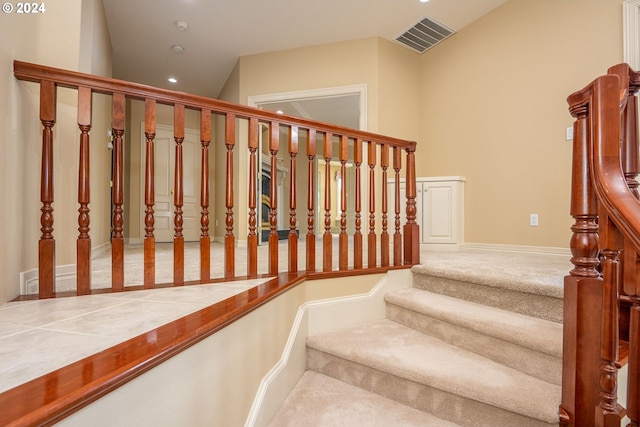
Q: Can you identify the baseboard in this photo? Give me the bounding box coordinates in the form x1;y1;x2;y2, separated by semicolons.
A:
244;269;412;427
462;242;570;256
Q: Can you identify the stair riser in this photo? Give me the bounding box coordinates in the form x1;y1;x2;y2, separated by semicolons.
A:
307;348;558;427
386;304;562;385
412;275;563;323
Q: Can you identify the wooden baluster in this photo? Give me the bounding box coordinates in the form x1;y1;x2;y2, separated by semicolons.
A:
225;113;236;280
323;132;333;272
628;296;640;427
306;129;317;272
403;144;420;265
621;75;640;420
247;118;259;278
268;122;279;275
143;99;156;288
76;87;92;295
354;138;363;269
111;93;125;291
200;109;211;282
393;146;402;266
289;126;299;273
380;143;390;267
173;104;185;285
39;80;56;299
338;135;349;271
595;247;625;427
368;141;377;268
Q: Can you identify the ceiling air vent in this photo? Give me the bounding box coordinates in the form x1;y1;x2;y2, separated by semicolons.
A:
395;16;455;53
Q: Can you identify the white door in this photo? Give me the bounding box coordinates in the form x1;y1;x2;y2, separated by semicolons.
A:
140;123;201;243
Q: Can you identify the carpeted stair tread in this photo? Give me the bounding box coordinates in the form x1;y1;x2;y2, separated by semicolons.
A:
385;288;562;357
267;370;463;427
411;251;567;299
306;319;561;424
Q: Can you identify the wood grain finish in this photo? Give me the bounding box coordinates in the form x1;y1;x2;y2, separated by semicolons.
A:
225;113;236;280
380;143;389;268
247;118;259;278
173;104;185;285
393;146;402;266
306;129;317;272
367;141;376;268
143;99;156;289
288;126;299;273
38;80;56;299
562;64;640;426
76;86;92;296
268;122;279;276
10;59;427;426
199;109;211;282
0;274;306;427
323;132;333;272
111;93;125;291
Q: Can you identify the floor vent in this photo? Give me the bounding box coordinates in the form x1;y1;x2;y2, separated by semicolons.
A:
395;16;455;53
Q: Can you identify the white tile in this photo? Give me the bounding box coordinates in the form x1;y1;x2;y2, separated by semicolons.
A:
0;329;121;393
0;322;31;338
0;295;130;328
40;299;205;340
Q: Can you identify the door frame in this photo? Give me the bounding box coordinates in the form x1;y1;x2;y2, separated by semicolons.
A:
247;84;368;244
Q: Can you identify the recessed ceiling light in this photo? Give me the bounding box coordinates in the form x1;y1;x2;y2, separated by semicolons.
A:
168;77;178;83
175;20;188;32
420;0;429;3
171;45;185;54
276;110;284;115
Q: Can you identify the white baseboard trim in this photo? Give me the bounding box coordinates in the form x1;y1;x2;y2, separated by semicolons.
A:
462;242;570;256
244;269;412;427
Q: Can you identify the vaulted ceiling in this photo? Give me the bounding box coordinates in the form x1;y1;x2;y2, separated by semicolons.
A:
102;0;507;98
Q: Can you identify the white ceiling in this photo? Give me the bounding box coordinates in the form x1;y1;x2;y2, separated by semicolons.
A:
102;0;507;98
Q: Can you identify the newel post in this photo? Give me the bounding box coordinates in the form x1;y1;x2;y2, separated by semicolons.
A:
403;143;420;265
560;88;603;427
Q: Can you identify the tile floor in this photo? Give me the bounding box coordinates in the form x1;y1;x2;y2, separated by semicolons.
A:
0;278;267;393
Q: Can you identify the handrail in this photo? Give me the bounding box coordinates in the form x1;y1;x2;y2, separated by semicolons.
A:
561;64;640;427
13;61;415;150
13;60;421;299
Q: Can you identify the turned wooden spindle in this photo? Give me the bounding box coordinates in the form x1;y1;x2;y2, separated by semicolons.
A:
339;135;349;271
354;138;363;269
628;299;640;426
393;146;402;266
595;247;625;427
173;104;185;285
39;80;56;299
268;122;279;275
200;109;211;282
143;99;156;289
289;126;299;273
111;93;125;291
76;87;92;296
225;113;236;280
403;144;420;265
368;141;377;268
306;129;317;272
247;117;259;278
380;143;390;268
323;132;333;272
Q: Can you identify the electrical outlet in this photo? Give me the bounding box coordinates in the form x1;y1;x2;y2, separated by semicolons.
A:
530;213;539;227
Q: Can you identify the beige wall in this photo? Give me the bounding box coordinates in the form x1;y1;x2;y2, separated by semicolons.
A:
418;0;623;248
0;0;112;303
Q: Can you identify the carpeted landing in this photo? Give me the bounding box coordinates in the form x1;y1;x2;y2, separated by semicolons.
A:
268;251;565;427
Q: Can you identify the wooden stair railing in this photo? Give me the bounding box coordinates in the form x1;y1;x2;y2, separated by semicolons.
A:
561;63;640;427
13;60;420;299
